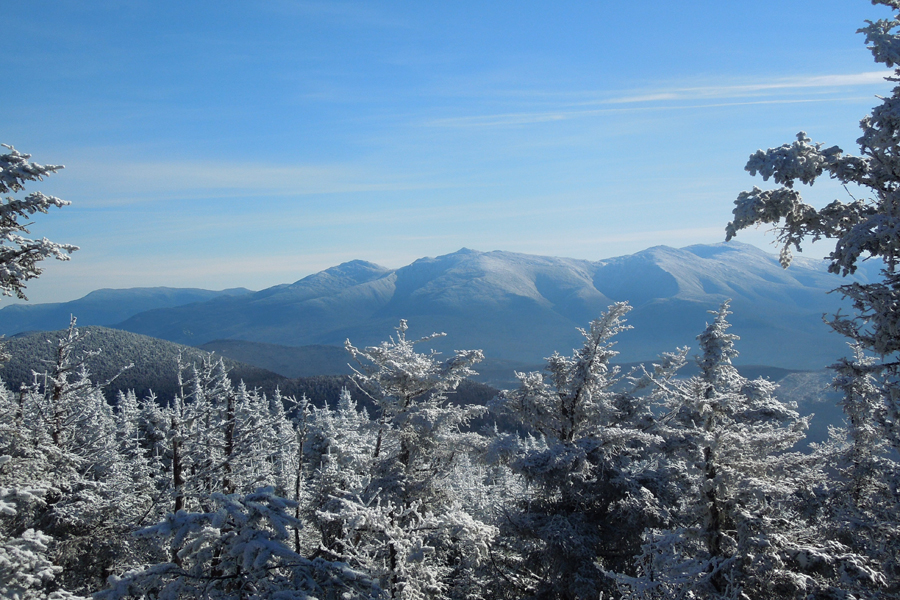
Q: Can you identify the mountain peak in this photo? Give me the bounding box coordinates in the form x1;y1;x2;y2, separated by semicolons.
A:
681;241;767;259
291;259;391;287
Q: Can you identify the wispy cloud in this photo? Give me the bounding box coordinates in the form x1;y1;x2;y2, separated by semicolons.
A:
602;71;890;104
428;97;867;128
428;71;892;128
59;160;447;207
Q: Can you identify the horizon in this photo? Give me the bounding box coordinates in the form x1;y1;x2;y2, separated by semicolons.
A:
5;0;891;304
0;240;842;304
0;237;859;372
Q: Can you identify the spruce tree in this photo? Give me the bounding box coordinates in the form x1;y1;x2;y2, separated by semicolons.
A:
0;145;77;301
317;321;493;600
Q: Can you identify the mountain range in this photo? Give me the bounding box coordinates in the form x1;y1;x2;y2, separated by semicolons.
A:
0;242;877;370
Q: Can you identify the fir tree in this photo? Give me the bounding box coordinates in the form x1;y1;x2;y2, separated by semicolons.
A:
317;321;493;600
0;145;77;301
99;488;379;600
489;303;663;599
0;319;135;595
724;0;900;591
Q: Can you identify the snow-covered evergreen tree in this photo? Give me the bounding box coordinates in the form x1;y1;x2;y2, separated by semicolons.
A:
0;483;88;600
109;388;165;534
300;388;379;557
822;347;900;595
0;145;87;596
316;321;494;600
155;355;302;515
489;303;663;599
99;487;379;600
724;1;900;592
96;356;371;598
0;319;137;596
0;145;77;301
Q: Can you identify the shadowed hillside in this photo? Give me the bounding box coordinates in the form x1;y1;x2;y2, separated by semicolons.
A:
1;326;279;402
0;327;500;414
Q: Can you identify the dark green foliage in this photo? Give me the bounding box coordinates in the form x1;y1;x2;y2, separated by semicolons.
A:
1;326;280;402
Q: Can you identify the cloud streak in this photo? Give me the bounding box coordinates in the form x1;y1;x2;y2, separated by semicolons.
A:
59;160;451;207
428;71;892;128
603;71;890;104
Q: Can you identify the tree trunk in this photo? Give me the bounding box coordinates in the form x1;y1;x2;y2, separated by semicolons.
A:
223;393;236;495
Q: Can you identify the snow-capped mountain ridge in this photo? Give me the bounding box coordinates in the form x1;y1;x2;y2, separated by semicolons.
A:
0;242;872;370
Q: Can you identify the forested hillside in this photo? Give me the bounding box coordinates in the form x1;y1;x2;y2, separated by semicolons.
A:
1;326;498;416
198;339;355;378
1;326;279;401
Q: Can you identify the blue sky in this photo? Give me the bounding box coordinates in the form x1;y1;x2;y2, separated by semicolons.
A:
4;0;896;303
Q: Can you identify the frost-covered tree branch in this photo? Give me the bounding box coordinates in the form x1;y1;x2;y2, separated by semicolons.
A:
0;145;77;300
722;2;900;593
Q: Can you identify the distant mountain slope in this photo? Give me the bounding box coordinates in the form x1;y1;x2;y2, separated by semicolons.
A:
199;340;355;378
199;338;541;389
112;242;872;370
0;287;253;335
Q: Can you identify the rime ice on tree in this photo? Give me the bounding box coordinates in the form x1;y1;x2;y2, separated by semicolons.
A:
0;145;77;300
725;0;900;590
